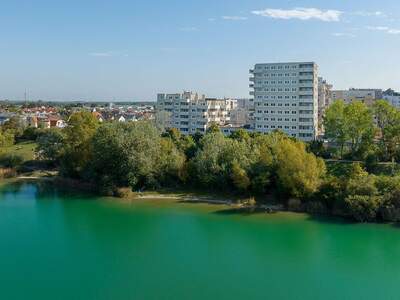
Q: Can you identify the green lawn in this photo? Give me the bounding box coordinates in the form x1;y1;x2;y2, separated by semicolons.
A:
0;141;37;162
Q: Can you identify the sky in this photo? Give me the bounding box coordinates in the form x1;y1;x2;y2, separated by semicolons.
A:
1;0;400;101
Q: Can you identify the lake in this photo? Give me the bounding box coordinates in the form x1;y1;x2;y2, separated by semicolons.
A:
1;181;400;300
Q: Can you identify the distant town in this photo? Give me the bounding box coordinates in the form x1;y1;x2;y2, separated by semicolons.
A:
1;61;400;142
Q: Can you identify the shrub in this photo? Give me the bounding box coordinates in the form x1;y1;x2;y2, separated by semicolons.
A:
0;154;24;168
345;195;382;222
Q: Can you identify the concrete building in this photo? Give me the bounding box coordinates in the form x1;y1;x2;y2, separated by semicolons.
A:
250;62;319;141
156;91;237;134
383;89;400;108
229;98;255;127
332;88;382;105
318;77;333;135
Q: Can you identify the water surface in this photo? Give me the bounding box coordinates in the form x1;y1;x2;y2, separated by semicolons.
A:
0;181;400;300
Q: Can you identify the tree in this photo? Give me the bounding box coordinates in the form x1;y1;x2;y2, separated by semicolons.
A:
163;128;197;158
230;129;251;142
36;129;65;162
324;100;375;159
90;121;173;191
2;116;26;139
60;112;99;177
324;100;348;158
206;122;220;134
373;100;400;161
344;101;375;159
275;139;326;199
0;130;15;147
231;161;251;191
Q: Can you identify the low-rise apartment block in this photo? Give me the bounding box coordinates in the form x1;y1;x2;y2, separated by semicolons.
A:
156;91;237;134
332;88;382;105
383;89;400;108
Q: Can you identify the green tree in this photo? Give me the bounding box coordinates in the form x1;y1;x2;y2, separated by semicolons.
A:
61;112;99;177
275;139;326;199
90;122;174;191
324;100;348;158
231;161;251;191
344;101;375;159
36;129;65;162
373;100;400;161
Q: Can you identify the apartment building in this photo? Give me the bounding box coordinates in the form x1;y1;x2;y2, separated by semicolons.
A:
229;98;255;127
156;91;237;134
383;89;400;108
318;77;333;135
332;88;382;105
250;62;319;141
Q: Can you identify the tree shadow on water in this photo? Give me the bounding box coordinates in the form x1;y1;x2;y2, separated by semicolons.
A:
306;214;364;226
213;207;278;216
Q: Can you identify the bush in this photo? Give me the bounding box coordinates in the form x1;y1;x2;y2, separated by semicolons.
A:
287;198;304;212
0;154;24;168
345;195;381;222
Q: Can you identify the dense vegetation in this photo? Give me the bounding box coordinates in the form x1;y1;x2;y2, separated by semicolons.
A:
3;99;400;223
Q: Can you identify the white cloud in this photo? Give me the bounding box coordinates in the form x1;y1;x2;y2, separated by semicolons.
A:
354;11;386;17
252;8;342;22
89;52;113;57
366;26;389;31
387;29;400;34
366;26;400;34
222;16;248;21
179;27;198;32
208;18;216;22
332;32;356;38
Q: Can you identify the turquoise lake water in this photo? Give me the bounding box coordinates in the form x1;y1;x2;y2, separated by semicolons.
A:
0;181;400;300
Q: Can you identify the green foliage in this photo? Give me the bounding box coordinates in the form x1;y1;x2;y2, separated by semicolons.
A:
206;122;220;134
344;101;375;159
0;129;15;147
275;139;326;199
1;116;26;139
373;100;400;161
229;129;251;142
90;121;163;190
307;140;331;158
60;112;99;178
324;100;348;158
36;129;65;162
345;195;381;222
0;154;24;168
21;127;39;141
324;100;375;159
231;161;251;191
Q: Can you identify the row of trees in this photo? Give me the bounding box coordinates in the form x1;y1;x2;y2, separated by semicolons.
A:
324;100;400;162
33;111;400;223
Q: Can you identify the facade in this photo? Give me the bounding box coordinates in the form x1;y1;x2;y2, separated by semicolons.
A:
156;91;237;134
317;77;333;135
332;88;382;105
250;62;319;141
383;89;400;108
229;98;255;127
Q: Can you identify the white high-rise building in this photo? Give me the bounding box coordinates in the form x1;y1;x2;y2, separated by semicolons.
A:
250;62;319;141
157;91;237;134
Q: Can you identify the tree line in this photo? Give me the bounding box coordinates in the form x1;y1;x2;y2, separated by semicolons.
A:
31;109;400;223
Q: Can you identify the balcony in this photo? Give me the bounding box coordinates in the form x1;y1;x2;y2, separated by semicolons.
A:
249;69;254;74
249;84;254;88
249;77;255;82
249;91;255;96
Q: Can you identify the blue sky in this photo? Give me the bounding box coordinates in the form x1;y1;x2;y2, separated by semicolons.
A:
1;0;400;101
